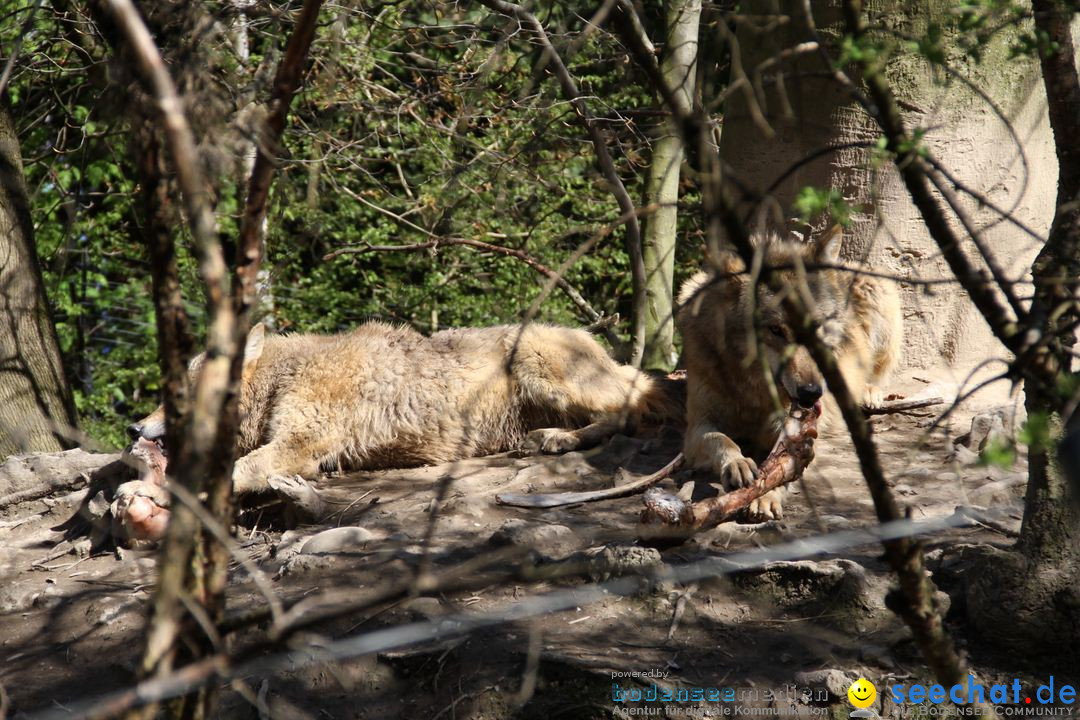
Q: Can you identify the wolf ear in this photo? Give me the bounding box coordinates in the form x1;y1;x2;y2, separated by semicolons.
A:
813;225;843;264
702;243;745;275
244;322;265;365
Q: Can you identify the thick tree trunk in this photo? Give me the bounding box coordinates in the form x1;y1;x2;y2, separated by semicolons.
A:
1020;0;1080;566
719;0;1075;657
0;105;78;455
641;0;701;371
960;0;1080;658
718;0;1053;373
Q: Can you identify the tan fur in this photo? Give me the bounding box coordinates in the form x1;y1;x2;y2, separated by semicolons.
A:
131;322;669;494
677;226;902;519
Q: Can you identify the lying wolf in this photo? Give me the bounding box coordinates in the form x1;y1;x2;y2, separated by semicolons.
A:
129;321;669;496
677;226;902;519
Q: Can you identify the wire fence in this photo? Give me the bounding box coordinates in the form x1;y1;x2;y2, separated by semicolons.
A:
26;509;996;720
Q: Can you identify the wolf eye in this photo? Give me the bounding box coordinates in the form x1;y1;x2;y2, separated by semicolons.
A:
769;324;785;338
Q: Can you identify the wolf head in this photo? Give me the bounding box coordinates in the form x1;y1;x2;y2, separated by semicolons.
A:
677;227;851;409
126;323;267;443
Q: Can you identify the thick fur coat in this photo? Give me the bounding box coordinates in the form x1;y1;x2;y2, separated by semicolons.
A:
677;227;903;518
131;322;667;494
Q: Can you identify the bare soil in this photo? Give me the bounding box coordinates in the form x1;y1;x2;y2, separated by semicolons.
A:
0;381;1073;719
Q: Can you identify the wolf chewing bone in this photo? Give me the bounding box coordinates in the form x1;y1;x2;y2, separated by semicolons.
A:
638;402;820;542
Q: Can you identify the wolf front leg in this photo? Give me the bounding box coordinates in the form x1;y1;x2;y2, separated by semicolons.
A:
683;421;758;489
523;420;624;454
683;422;786;519
232;438;326;495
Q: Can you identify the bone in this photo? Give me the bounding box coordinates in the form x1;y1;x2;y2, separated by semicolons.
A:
638;402;820;542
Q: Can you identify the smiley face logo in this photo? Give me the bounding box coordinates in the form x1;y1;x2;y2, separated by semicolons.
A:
847;678;876;708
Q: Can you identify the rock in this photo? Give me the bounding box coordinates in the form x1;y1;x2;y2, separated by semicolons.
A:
581;545;662;582
551;452;591;475
0;585;34;613
31;583;66;610
794;669;859;703
957;411;1009;451
817;514;853;530
274;553;336;579
299;526;379;555
967;474;1026;508
488;520;577;558
949;445;980;466
402;596;444;620
734;559;884;631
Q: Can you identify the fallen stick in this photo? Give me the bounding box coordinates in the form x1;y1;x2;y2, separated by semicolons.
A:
863;396;944;415
638;402;820;541
495;452;685;508
951;505;1020;538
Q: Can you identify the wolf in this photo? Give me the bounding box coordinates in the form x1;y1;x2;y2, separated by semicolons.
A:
128;321;671;495
677;226;902;519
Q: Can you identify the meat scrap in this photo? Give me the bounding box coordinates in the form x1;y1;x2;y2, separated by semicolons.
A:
638;402;820;541
111;437;172;543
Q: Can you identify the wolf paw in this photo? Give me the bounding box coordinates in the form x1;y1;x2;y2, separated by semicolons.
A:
863;384;885;408
267;475;327;522
523;428;580;454
718;455;758;490
747;489;784;521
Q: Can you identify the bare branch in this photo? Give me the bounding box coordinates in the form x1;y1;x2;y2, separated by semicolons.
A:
863;396;944;415
495;452;684;508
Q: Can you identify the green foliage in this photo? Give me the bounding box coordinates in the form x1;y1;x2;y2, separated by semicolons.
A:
792;186;856;228
909;22;947;66
1010;29;1059;60
1056;372;1080;401
10;0;704;446
979;436;1016;469
980;412;1056;469
1019;412;1052;455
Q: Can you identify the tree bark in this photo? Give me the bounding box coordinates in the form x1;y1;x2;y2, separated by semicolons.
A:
959;0;1080;658
0;104;78;455
641;0;701;371
1020;0;1080;566
717;0;1052;373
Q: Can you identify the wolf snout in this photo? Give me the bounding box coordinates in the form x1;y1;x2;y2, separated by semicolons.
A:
795;383;823;408
127;421;164;441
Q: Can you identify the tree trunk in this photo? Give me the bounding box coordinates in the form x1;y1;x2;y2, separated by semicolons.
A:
719;0;1076;656
717;0;1054;374
962;0;1080;657
641;0;701;371
0;104;78;455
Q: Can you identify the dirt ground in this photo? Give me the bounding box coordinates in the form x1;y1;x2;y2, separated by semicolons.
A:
0;376;1074;719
